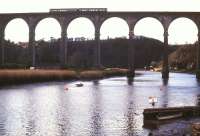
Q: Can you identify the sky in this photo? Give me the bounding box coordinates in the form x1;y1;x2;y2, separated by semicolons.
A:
2;0;200;44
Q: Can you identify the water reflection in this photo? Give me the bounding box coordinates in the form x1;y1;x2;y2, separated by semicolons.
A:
0;71;199;136
162;78;168;86
160;78;169;108
90;82;103;136
55;85;71;136
124;86;136;135
93;80;99;86
127;77;134;85
0;102;6;136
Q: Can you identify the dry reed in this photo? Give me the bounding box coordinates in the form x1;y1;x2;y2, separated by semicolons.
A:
0;69;77;85
0;68;128;86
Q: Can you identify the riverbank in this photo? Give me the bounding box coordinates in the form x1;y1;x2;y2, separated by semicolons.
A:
154;67;196;74
150;117;200;135
0;68;129;86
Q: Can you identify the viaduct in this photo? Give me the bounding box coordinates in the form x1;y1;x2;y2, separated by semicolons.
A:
0;8;200;78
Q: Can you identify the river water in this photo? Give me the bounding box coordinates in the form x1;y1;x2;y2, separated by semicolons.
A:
0;71;199;136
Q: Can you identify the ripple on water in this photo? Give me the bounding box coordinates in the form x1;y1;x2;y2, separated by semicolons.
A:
0;71;199;136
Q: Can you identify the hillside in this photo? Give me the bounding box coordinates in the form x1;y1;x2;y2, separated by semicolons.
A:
0;36;166;69
168;44;197;70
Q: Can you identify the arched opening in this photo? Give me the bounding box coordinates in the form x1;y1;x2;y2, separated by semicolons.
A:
35;18;61;66
67;17;95;40
134;17;164;41
67;17;95;67
4;18;29;66
168;17;198;44
35;18;61;41
133;17;164;68
100;17;129;39
100;17;129;67
5;18;29;43
168;17;198;71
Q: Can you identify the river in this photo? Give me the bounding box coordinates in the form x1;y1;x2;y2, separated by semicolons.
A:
0;71;199;136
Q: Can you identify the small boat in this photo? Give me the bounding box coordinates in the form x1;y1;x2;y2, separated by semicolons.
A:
156;113;183;120
76;83;83;87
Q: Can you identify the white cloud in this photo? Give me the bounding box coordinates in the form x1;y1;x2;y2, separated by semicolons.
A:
1;0;200;13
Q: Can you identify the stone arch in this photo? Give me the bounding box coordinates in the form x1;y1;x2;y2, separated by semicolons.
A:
100;17;129;39
133;17;164;41
3;18;29;64
66;17;95;40
35;17;62;41
4;18;29;42
168;17;198;44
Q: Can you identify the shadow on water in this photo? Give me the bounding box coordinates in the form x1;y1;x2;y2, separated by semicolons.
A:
0;115;6;136
93;80;99;86
162;78;168;86
127;77;134;86
196;78;200;86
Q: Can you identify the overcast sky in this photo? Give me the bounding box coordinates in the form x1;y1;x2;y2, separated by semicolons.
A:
2;0;200;44
1;0;200;13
